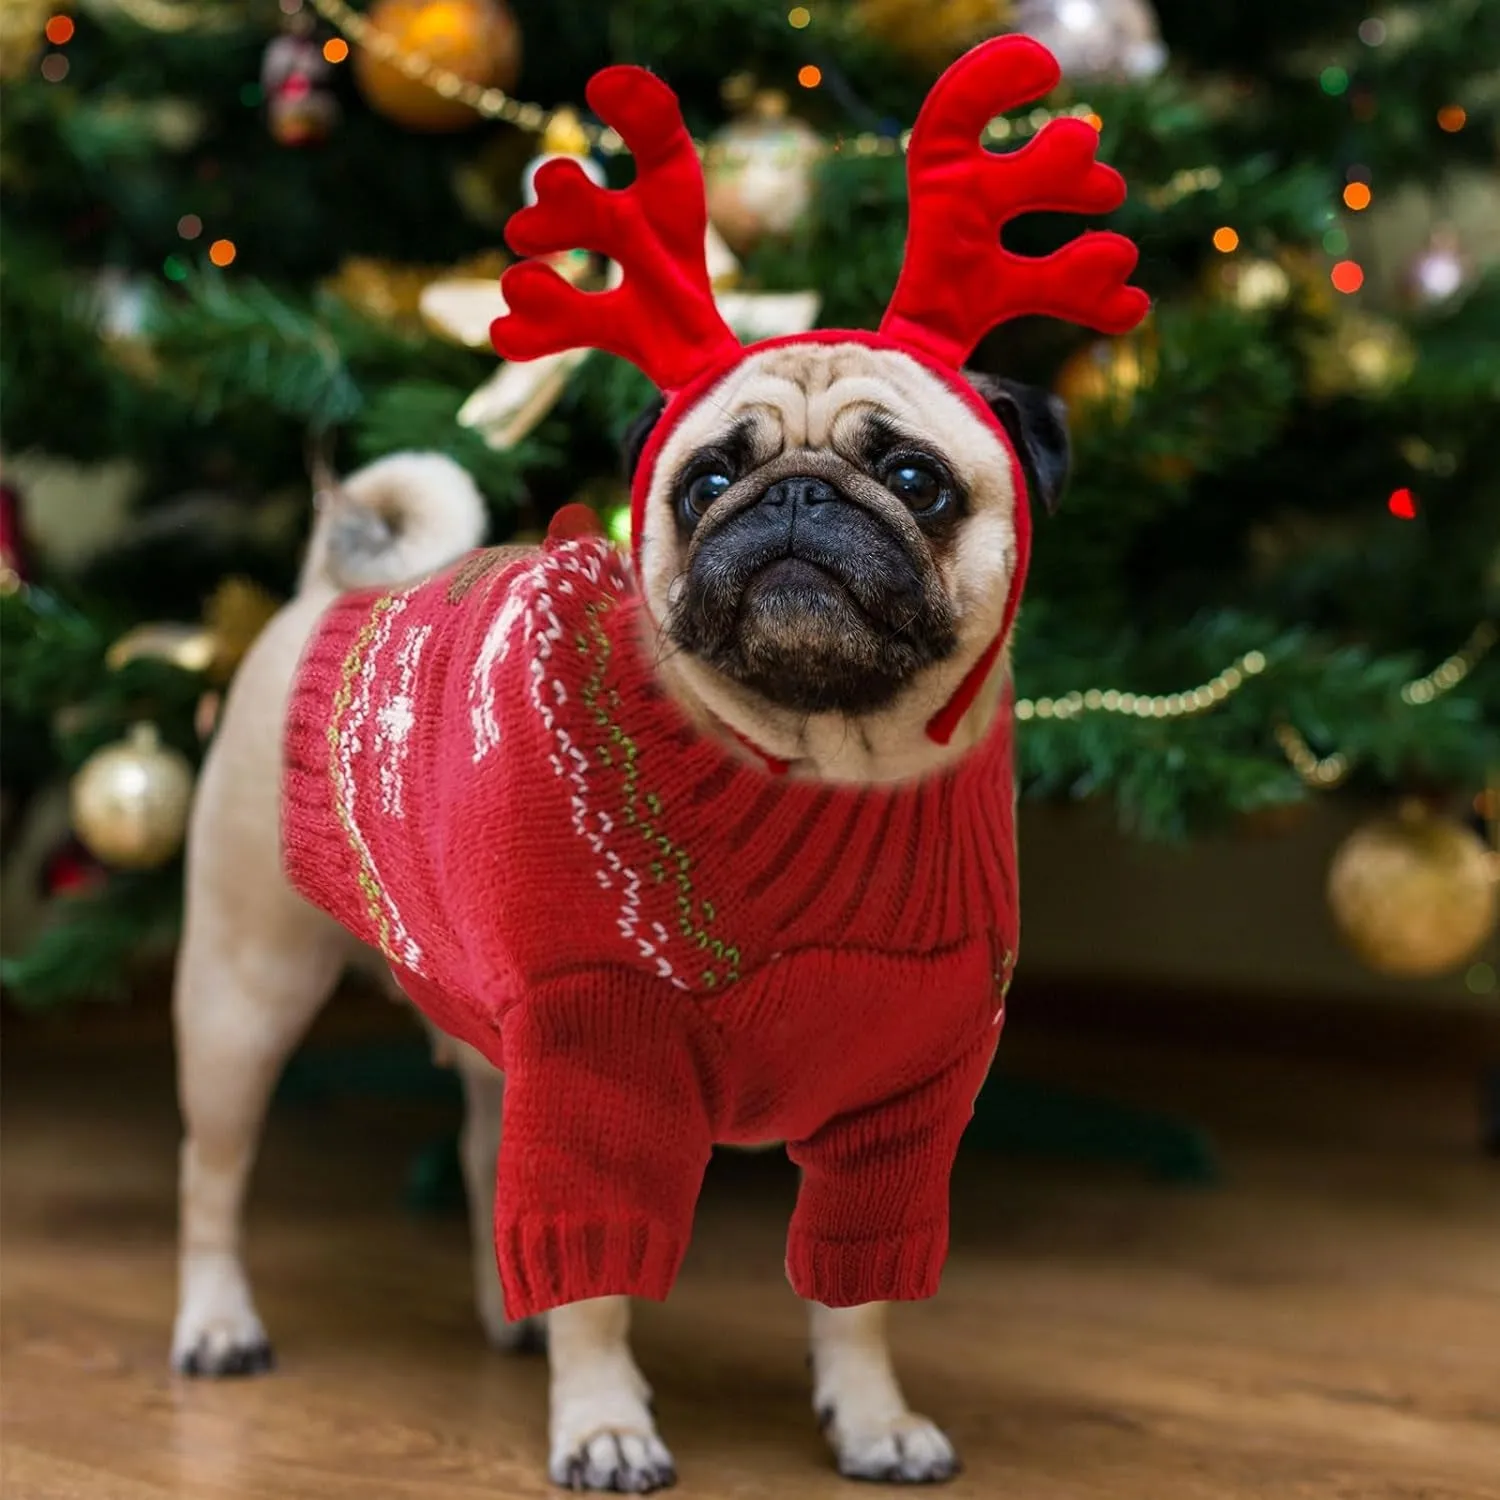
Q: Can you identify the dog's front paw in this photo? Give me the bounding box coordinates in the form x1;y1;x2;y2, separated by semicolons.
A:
171;1253;275;1377
171;1313;275;1377
549;1428;677;1493
823;1410;959;1485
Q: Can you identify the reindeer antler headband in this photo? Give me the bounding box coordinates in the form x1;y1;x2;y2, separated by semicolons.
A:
491;35;1148;392
490;36;1149;751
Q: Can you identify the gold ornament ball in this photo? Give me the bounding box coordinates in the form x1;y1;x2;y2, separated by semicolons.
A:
703;93;824;255
353;0;521;133
70;724;195;870
1326;805;1498;978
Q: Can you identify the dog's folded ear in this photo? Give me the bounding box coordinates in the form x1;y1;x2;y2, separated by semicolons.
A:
621;395;667;483
964;372;1071;515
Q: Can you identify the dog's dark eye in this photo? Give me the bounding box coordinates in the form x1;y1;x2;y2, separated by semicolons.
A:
884;461;946;514
684;472;732;518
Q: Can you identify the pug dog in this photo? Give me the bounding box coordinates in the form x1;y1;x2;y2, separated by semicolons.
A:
176;34;1144;1497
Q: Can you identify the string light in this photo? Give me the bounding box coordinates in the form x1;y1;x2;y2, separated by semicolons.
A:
305;0;1097;160
1330;259;1364;293
797;64;822;88
1274;724;1349;788
1322;227;1349;255
1398;623;1495;706
788;5;811;26
1342;182;1371;210
1319;65;1349;96
1143;166;1222;210
1018;623;1495;792
1212;226;1239;253
208;238;236;267
322;37;349;63
1387;487;1417;519
177;213;203;239
1357;17;1386;45
162;255;188;282
1437;105;1466;132
40;53;68;81
44;14;75;43
1083;112;1103;131
1015;650;1268;724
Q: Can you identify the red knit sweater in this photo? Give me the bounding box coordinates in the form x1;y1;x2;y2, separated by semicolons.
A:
282;536;1018;1320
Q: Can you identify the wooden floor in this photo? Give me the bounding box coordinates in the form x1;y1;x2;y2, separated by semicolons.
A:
3;989;1499;1500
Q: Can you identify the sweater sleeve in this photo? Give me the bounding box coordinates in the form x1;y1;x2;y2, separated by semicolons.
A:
783;1032;999;1307
489;969;716;1320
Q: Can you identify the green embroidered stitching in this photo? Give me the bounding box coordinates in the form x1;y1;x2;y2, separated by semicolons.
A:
578;599;740;989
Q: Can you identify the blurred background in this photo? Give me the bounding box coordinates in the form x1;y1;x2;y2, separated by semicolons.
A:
1;3;1499;1495
1;0;1497;1010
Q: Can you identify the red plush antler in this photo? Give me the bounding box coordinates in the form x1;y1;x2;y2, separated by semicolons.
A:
880;35;1150;369
490;66;740;392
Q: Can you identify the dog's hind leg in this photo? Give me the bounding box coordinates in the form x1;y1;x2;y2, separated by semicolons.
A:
171;889;346;1376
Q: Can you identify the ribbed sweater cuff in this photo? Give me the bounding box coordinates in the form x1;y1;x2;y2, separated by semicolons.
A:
279;591;380;929
496;1213;689;1321
784;1224;949;1308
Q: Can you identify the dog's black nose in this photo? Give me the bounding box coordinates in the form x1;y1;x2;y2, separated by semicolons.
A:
762;476;840;511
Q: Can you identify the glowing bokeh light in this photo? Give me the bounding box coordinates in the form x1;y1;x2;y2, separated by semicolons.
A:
1330;259;1364;293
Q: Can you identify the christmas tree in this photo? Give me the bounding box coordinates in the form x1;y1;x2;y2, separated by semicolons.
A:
2;0;1497;1003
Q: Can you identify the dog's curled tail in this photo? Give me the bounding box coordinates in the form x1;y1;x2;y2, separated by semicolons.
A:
301;451;487;595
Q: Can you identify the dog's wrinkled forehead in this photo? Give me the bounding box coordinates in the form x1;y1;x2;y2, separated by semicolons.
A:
647;342;1017;502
